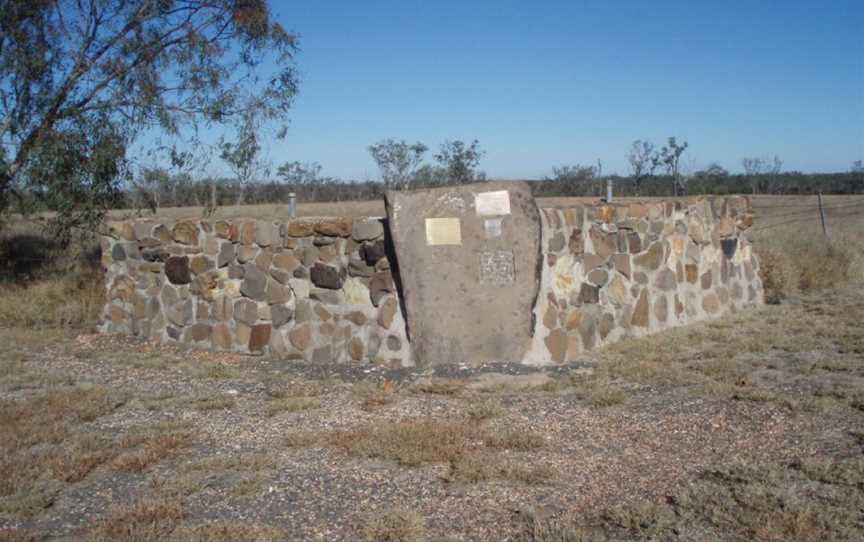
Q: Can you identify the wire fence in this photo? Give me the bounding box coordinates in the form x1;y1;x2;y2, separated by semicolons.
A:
749;195;864;236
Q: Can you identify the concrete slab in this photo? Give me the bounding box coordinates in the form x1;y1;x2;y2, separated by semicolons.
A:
385;181;542;366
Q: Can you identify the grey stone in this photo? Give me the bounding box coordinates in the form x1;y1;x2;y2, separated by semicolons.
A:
271;305;293;328
369;272;394;307
654;268;677;291
239;264;268;301
217;242;235;267
386;335;402;351
312;345;332;363
352;220;384;241
255;222;275;246
310;288;344;305
386;181;541;366
548;232;565;252
295;300;311;323
111;243;127;261
302;246;318;267
234;298;258;325
348;257;374;277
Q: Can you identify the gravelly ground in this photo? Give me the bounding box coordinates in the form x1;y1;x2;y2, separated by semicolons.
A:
1;290;862;540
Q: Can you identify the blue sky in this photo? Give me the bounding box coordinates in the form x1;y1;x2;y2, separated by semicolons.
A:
250;0;863;179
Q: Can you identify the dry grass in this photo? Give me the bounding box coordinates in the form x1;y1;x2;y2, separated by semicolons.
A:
517;453;864;542
170;522;287;541
88;497;186;542
111;421;195;473
191;394;237;411
265;396;321;416
358;509;427;542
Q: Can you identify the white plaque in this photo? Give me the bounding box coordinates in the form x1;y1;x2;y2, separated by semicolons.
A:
425;218;462;245
475;190;511;217
484;218;502;238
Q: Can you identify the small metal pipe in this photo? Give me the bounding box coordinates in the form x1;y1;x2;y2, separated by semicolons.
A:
288;192;296;218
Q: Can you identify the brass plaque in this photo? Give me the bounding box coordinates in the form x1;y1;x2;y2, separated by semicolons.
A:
475;190;511;217
425;218;462;245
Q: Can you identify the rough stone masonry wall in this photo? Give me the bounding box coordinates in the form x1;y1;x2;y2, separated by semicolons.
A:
100;195;763;367
99;217;412;366
526;196;763;364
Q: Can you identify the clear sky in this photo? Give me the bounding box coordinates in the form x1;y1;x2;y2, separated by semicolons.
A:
257;0;863;180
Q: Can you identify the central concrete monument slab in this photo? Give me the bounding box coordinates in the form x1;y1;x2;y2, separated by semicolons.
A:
385;181;542;366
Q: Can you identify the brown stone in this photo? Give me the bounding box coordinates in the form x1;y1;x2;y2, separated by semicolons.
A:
544;329;567;363
378;297;398;330
288;325;311;350
212;324;232;350
589;226;615;259
349;337;365;361
249;324;271;353
189;323;211;342
165;256;191;284
314;219;352;237
627;232;642;254
675;295;685;318
685;264;698;284
634;242;664;270
314;304;332;321
597;205;615;224
267;281;290;305
568;229;584;254
631;289;650;327
579;283;599;304
173;222;199;245
190;255;214;275
582;253;605;271
612;253;631;279
214;221;231;238
628;203;647;218
271;305;293;328
345;311;367;326
237;245;257;264
579;314;596;349
240;222;256;245
654;295;668;322
286;221;315;237
543;305;558;329
318;245;337;263
702;293;720;314
701;271;712;289
235;322;251;346
598;313;615;340
565;309;583;330
272;251;299;271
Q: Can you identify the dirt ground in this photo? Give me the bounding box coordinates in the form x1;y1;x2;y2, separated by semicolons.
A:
1;286;862;541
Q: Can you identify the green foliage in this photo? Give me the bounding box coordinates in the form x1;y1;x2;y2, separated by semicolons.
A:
0;0;299;237
368;139;428;190
434;139;486;184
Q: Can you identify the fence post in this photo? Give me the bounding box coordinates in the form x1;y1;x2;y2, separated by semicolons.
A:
817;192;828;239
288;192;297;218
606;178;613;202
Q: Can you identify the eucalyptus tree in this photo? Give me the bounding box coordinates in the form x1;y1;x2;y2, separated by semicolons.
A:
0;0;299;240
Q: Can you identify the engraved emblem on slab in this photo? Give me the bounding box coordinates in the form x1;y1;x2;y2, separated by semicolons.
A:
475;190;511;217
484;218;503;238
425;218;462;246
479;250;515;285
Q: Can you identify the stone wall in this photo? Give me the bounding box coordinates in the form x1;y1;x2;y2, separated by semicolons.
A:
526;196;763;364
100;217;413;366
100;193;763;367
